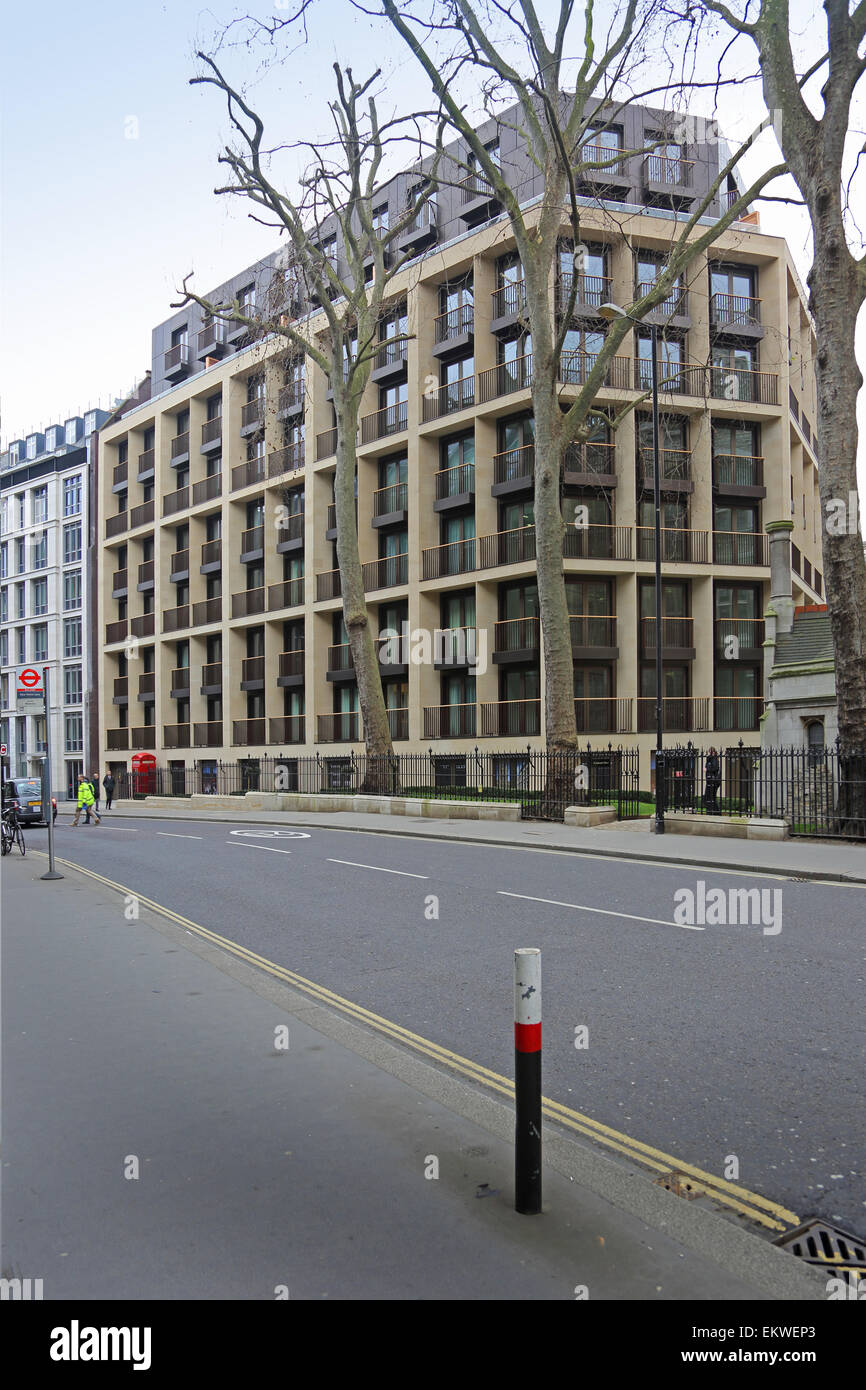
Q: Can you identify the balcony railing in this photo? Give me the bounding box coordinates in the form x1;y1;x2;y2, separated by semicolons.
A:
421;376;475;422
113;461;128;488
712;531;770;566
316;427;338;460
278;381;305;416
563;524;633;561
163;486;189;517
112;568;128;594
198;321;226;356
317;712;361;743
241;398;265;431
434;627;478;667
269;578;304;610
713;696;764;731
373;482;407;517
713;453;764;489
579;141;626;175
105;619;128;644
231;587;265;618
242;656;265;683
422;537;476;579
635;280;689;317
269;442;305;477
434;304;474;342
574;697;634;734
569;614;617;649
640;616;694;649
560;351;631;390
231;457;266;491
480;699;541;737
373;337;409;372
493;443;533;485
200;662;222;687
638;448;692;484
106;511;128;538
423;703;477;739
269;715;306;744
241;524;264;555
113;676;129;698
714;618;765;650
316;569;342;601
494;616;539;653
708;365;778;405
478;355;533;402
633;359;706;397
170;431;190;463
137;449;155;479
710;292;761;329
131;613;155;638
137;560;154;586
201;417;222;449
162;605;190;634
387;708;409;740
637;697;710;733
360;400;408;444
556;271;611;312
164;343;190;374
200;538;221;567
130;500;154;529
170;548;189;577
644;153;693;185
636;527;709;564
192;597;222;625
362;553;408;590
164;723;191;749
491;280;526;320
435;462;475;499
107;729;129;750
194;721;223;747
460;171;495;202
192;473;222;505
564;441;617;477
131;726;157;750
138;673;155;695
278;650;305;679
277;512;304;546
233;719;266;746
328;643;354;673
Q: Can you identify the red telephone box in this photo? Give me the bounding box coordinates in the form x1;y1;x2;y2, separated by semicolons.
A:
131;751;157;797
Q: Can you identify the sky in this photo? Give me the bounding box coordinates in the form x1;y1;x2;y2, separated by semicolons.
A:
1;0;863;493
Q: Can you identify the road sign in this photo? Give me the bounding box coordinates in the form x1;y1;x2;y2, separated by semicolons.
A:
0;743;7;756
16;665;46;714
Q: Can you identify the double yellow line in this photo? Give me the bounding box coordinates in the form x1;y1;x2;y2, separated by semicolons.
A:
45;853;799;1233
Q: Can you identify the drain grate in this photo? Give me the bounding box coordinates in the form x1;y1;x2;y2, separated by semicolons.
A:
775;1219;866;1278
654;1170;707;1200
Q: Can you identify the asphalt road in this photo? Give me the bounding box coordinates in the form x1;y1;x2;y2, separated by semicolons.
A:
35;814;866;1236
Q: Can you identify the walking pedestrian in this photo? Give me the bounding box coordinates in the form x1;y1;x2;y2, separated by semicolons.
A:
103;769;115;811
90;773;100;812
704;747;721;814
72;774;101;827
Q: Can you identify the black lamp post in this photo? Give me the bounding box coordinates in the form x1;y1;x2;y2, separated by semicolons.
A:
600;303;665;832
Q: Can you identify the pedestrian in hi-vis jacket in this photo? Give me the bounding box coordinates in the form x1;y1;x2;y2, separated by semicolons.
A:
72;774;101;827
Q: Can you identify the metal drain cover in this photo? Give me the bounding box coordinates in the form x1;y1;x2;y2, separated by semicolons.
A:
654;1170;706;1200
775;1219;866;1277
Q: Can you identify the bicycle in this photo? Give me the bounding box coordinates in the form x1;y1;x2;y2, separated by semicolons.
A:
1;806;26;857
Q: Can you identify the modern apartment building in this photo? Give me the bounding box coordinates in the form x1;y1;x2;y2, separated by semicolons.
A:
96;101;825;789
1;411;109;798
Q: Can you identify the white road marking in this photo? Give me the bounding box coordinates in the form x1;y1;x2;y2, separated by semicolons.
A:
497;890;705;931
228;842;293;856
156;832;203;839
229;829;310;839
327;858;428;879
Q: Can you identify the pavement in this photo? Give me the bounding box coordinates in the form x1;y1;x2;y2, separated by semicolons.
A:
97;798;866;884
2;849;828;1300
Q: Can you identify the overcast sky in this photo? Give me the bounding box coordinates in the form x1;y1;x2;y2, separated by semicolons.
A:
2;0;863;493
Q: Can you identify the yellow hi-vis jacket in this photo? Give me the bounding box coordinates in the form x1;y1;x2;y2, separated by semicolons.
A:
77;782;95;808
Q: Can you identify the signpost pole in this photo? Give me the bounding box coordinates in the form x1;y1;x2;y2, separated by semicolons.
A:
40;666;63;881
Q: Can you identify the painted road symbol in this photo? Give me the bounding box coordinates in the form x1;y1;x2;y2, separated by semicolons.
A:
229;829;311;839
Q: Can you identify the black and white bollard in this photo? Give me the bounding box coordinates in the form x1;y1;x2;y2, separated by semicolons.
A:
514;947;541;1214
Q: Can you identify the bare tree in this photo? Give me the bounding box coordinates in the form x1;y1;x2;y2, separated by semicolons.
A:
177;55;443;781
375;0;788;766
691;0;866;767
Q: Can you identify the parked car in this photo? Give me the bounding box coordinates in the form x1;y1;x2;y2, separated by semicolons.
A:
1;777;57;825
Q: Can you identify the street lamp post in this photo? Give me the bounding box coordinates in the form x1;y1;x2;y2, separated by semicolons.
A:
600;303;665;832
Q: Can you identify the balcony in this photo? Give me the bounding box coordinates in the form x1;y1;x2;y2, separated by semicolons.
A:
569;614;618;657
131;726;157;750
316;427;338;460
241;655;265;688
192;597;222;625
563;440;617;486
556;271;612;315
201;416;223;452
491;280;526;331
714;618;765;655
387;707;409;741
370;337;409;386
240;524;264;561
240;398;265;436
395;209;437;257
107;728;129;750
317;712;362;743
422;376;476;422
162;605;189;634
574;697;634;734
712;453;765;495
559;352;631;391
708;365;778;406
231;456;266;491
362;553;408;590
268;577;304;610
137;559;154;590
200;538;221;571
712;531;770;566
106;511;128;538
170;431;190;467
192;473;222;506
278;649;305;685
423;703;477;739
564;523;634;562
458;171;501;224
637;448;693;492
112;460;128;492
478;355;533;403
113;676;129;703
232;719;266;746
200;662;222;694
433;627;478;669
633;359;706;397
197;320;226;360
269;441;305;477
131;613;155;638
169;548;189;581
276;511;304;553
577;141;631;194
493;616;539;662
130;500;155;530
636;528;709;564
422;537;476;580
372;482;407;523
327;643;355;680
640;616;696;656
316;569;341;602
360;399;408;444
635;280;689;321
194;721;224;747
163;485;189;517
480;699;541;738
713;696;764;732
164;343;190;381
231;587;265;618
710;292;762;334
269;715;306;744
434;462;475;510
277;381;305;420
637;696;710;733
138;672;155;698
492;443;533;494
164;723;191;749
641;153;694;206
432;304;474;359
480;525;535;570
105;619;128;644
111;568;128;598
137;449;155;483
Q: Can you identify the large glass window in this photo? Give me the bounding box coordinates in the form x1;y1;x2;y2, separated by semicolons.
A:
63;475;82;516
63;570;82;610
63;522;82;564
64;667;83;705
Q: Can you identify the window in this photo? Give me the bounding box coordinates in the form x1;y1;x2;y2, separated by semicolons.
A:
16;583;25;618
0;497;7;535
372;203;389;235
32;577;48;615
63;522;82;564
84;411;98;436
16;537;25;572
64;714;83;753
0;542;7;577
0;629;7;664
26;435;39;460
0;589;6;625
63;666;83;706
63;475;82;516
31;530;48;569
63;570;82;610
636;332;685;391
16;494;25;527
32;625;48;662
32;485;48;522
65;419;80;445
644;131;685;182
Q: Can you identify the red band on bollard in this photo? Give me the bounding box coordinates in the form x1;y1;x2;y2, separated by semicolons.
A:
514;1022;541;1053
